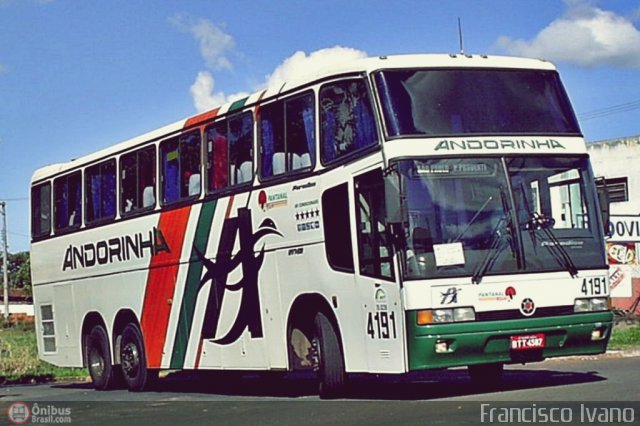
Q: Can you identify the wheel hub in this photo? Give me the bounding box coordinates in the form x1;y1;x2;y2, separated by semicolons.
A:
88;348;104;376
121;342;140;378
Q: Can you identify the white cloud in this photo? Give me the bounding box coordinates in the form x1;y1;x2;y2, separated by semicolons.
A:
263;46;368;88
172;13;369;113
190;71;249;113
170;14;234;71
188;46;368;113
0;63;7;74
496;1;640;68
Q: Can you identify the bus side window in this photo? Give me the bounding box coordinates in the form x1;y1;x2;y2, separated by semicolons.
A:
206;121;229;192
260;101;285;178
354;169;394;280
54;171;82;232
180;132;202;198
121;146;156;214
31;182;52;238
229;112;253;185
85;159;116;224
320;79;377;164
322;183;354;272
160;131;201;205
287;93;315;171
260;91;315;180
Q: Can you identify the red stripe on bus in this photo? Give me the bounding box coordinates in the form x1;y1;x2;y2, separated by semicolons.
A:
184;108;220;128
184;107;220;128
140;206;192;368
194;339;204;369
225;195;235;219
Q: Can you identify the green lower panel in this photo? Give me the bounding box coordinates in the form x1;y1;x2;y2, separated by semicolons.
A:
406;311;613;371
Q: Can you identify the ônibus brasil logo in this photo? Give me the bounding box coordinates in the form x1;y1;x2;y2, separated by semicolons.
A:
7;402;30;424
7;402;72;424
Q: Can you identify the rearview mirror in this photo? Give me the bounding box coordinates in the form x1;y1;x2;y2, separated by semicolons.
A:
384;168;404;225
595;177;611;237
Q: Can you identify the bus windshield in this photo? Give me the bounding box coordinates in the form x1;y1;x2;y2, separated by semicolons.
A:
398;156;606;280
374;69;580;137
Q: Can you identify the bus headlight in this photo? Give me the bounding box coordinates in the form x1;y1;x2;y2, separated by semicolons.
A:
454;307;476;322
433;309;454;323
574;297;609;313
417;307;476;325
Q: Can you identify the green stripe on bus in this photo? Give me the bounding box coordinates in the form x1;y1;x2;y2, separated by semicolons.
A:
170;200;217;368
228;97;248;112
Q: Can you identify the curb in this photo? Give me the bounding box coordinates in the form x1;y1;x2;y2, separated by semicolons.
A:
545;348;640;362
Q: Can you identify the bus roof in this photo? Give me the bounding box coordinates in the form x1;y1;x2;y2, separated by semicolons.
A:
31;53;557;184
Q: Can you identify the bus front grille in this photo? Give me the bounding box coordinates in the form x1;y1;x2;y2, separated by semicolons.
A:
476;306;574;321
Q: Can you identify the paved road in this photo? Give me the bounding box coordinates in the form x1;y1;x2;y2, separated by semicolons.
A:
1;353;639;425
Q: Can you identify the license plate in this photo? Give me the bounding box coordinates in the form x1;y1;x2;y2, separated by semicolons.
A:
510;333;546;351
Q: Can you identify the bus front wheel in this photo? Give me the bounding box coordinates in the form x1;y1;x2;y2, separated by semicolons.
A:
86;325;117;390
120;323;158;391
312;312;345;399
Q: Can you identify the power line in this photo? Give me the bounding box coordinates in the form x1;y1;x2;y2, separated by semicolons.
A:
578;99;640;121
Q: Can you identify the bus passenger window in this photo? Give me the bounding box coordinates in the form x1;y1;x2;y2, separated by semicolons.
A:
54;171;82;232
160;131;201;205
229;112;253;185
180;132;202;197
85;160;116;224
287;93;315;171
161;138;179;204
121;146;156;214
260;91;315;179
320;79;377;164
206;121;229;192
260;101;285;178
31;182;52;238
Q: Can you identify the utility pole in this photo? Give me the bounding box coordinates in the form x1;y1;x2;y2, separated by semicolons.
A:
1;201;8;319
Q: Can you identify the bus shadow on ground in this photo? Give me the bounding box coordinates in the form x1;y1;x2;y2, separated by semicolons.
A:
94;366;606;400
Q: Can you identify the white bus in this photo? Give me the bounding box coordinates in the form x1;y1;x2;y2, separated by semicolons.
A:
30;54;613;398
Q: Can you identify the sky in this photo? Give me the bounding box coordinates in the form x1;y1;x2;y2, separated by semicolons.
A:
1;0;639;253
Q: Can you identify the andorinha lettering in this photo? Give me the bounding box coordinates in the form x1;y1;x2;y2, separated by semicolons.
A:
435;139;565;151
62;227;169;271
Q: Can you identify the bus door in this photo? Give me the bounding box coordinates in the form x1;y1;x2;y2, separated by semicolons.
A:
353;170;405;373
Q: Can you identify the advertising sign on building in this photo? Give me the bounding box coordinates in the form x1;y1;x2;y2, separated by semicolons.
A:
605;216;640;298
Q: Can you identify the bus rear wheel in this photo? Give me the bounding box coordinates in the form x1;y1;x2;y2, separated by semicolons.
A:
312;312;345;399
86;325;117;390
120;323;157;391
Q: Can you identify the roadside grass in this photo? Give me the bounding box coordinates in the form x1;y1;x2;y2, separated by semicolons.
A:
609;322;640;350
0;321;87;385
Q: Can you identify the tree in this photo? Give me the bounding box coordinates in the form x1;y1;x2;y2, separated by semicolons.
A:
6;251;31;297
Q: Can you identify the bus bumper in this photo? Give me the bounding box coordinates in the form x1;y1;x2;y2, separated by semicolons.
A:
406;311;614;371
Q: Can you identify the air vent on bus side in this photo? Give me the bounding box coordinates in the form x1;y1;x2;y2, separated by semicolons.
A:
40;304;56;352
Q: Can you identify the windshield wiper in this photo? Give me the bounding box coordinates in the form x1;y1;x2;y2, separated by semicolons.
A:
472;218;508;284
524;211;578;277
472;186;521;284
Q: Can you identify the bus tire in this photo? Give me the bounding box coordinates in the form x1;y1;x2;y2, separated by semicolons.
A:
468;362;504;387
313;312;345;399
86;325;116;390
120;323;157;392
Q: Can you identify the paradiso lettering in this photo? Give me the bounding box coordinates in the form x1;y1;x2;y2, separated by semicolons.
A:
434;139;565;151
62;227;169;271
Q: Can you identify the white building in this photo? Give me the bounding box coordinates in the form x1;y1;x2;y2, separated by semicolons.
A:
588;135;640;310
